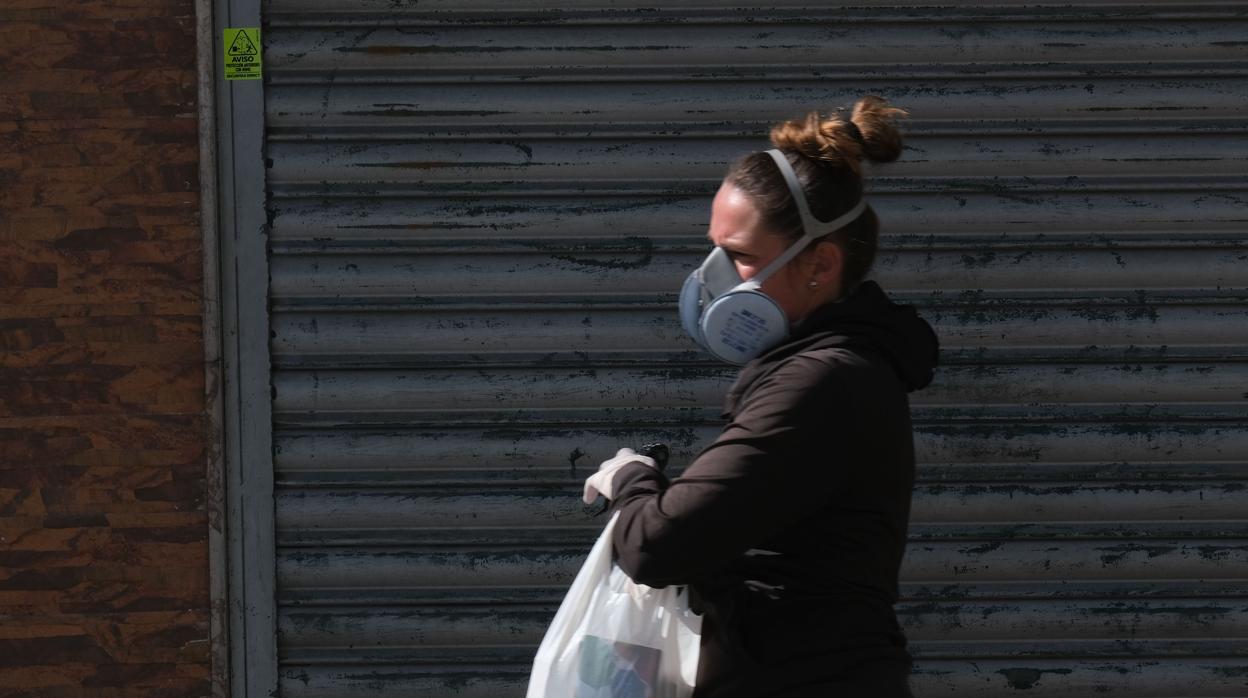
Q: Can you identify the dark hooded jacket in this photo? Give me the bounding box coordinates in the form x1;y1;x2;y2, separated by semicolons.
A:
609;281;939;697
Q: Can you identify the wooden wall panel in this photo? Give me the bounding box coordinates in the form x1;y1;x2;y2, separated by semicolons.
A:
0;0;210;695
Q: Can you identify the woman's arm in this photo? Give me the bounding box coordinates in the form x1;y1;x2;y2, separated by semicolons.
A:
609;356;855;587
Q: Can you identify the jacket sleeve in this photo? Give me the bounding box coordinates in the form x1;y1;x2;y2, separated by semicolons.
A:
609;356;852;587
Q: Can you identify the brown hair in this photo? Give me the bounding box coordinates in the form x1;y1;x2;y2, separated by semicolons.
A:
724;95;906;293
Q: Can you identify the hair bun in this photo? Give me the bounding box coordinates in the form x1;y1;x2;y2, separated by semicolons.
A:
769;95;906;170
851;95;906;164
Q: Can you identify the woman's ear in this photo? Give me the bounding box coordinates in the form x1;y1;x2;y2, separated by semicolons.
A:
809;240;846;294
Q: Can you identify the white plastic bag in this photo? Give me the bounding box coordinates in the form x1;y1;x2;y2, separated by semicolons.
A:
528;512;702;698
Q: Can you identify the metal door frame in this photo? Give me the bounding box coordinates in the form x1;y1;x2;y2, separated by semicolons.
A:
201;0;277;694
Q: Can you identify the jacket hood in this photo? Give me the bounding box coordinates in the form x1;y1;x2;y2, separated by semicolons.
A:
743;280;940;393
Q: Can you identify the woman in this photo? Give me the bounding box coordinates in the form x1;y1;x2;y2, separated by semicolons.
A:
583;96;939;697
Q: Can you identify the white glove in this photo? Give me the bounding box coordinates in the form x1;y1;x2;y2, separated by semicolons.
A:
582;447;658;504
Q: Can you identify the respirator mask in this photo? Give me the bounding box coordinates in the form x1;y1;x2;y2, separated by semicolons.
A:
678;149;866;365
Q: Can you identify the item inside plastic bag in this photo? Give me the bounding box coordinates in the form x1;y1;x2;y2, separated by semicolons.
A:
527;512;702;698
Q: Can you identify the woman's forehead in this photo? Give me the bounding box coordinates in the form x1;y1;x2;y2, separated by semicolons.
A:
708;183;762;243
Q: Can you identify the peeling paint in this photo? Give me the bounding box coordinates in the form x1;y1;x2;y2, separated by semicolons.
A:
997;667;1072;690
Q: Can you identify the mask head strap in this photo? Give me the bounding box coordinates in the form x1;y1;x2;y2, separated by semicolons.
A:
748;149;867;285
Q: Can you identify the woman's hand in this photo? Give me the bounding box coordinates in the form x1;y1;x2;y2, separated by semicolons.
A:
582;447;658;504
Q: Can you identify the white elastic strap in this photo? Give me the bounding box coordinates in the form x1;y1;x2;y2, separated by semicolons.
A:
750;149;867;285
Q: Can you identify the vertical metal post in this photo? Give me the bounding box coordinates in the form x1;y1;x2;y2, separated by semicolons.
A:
214;0;277;694
194;0;231;695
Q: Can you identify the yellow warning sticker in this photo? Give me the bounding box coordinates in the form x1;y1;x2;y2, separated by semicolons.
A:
224;28;262;81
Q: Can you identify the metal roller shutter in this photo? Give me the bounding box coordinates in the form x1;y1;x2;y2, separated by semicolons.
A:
255;3;1248;695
